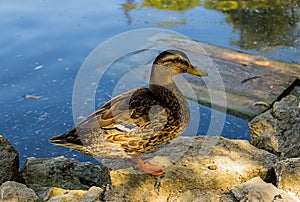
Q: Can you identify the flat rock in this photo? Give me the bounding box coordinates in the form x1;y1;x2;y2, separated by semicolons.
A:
104;136;277;201
0;181;39;202
275;158;300;198
232;177;299;202
46;186;104;202
0;135;19;184
249;95;300;157
18;156;110;190
47;192;82;202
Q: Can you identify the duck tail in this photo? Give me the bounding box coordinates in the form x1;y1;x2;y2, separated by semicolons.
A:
49;128;83;146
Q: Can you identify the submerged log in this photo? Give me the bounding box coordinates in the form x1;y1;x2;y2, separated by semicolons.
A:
158;37;300;119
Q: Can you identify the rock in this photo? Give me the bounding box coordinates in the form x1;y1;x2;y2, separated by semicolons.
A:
47;192;82;202
0;181;39;202
0;135;19;184
103;136;277;201
18;156;110;190
80;186;104;202
28;184;52;202
249;95;300;157
46;186;103;202
48;187;86;199
275;158;300;198
232;177;300;202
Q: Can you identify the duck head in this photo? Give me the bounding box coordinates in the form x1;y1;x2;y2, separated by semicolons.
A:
152;49;208;77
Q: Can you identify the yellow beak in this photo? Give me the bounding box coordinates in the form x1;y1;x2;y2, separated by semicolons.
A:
187;65;208;77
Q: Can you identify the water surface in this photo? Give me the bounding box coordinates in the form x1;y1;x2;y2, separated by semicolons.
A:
1;0;299;165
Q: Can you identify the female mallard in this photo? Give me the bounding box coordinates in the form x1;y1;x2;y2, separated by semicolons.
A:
50;50;207;176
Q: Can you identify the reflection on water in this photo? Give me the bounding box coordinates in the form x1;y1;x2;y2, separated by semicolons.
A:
123;0;200;12
121;0;300;62
204;0;300;50
142;0;200;11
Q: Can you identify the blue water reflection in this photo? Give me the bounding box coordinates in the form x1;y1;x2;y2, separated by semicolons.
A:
1;0;298;166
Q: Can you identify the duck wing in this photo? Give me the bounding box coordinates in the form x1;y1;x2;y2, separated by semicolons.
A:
79;88;151;131
50;87;171;157
77;88;169;154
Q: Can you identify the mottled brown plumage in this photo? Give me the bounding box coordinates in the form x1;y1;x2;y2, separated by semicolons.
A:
50;50;207;175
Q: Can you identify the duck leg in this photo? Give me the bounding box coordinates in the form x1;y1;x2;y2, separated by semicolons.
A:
133;156;164;176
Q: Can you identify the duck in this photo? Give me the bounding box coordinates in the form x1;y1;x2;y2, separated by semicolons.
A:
49;50;207;176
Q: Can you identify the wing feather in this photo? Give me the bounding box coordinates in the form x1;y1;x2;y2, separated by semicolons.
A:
75;88;169;154
78;88;157;131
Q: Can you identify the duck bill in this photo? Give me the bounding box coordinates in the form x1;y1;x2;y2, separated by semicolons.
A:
187;66;208;77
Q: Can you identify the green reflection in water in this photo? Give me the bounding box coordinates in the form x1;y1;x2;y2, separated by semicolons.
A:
204;0;300;50
120;0;300;51
142;0;201;12
122;3;138;10
157;20;187;26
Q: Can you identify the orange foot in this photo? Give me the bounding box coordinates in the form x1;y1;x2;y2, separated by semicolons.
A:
133;156;164;176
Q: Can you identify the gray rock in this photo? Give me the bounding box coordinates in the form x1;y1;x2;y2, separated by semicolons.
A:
18;156;110;190
0;135;19;184
80;186;104;202
275;158;300;198
28;184;52;202
0;181;39;202
232;177;299;202
103;136;277;201
249;95;300;157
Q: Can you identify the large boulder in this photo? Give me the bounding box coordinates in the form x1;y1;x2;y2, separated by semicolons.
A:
275;157;300;198
18;156;110;190
103;136;277;201
232;177;299;201
0;135;19;185
0;181;39;202
249;95;300;157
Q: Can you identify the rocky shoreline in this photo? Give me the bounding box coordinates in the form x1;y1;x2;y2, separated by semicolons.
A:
1;95;299;202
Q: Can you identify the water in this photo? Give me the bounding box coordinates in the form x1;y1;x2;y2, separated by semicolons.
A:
1;0;299;166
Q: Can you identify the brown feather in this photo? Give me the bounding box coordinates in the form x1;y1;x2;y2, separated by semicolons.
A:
49;50;207;159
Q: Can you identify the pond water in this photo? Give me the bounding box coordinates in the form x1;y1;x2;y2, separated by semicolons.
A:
1;0;299;166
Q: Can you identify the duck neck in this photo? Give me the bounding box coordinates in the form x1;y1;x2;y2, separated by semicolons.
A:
149;65;190;128
149;64;181;97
